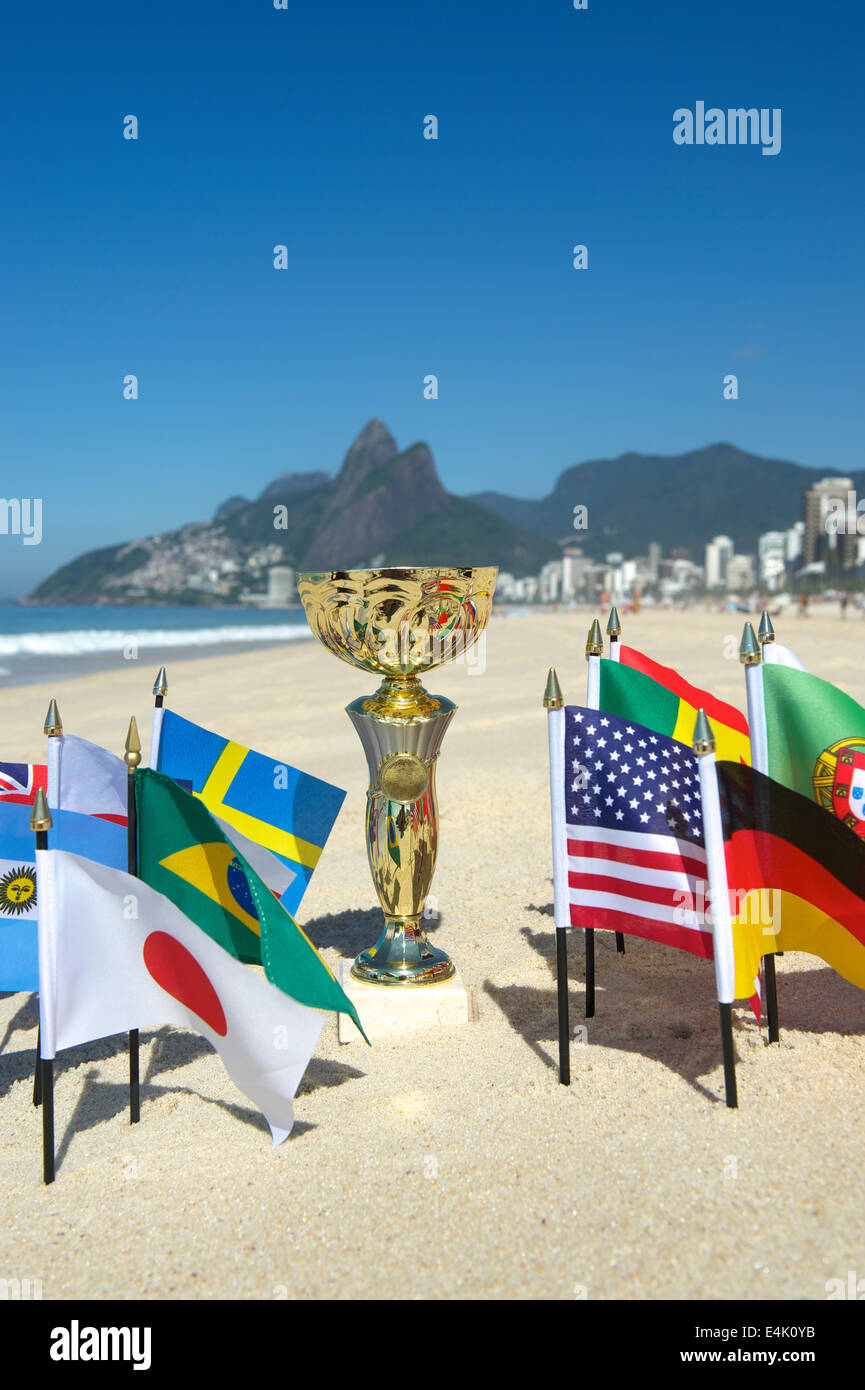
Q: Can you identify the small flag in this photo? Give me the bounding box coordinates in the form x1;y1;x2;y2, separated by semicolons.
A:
135;768;364;1037
0;804;39;990
562;706;759;1003
0;762;47;805
37;849;327;1143
153;709;344;915
0;803;126;993
761;660;865;831
599;647;750;765
51;734;127;824
718;760;865;993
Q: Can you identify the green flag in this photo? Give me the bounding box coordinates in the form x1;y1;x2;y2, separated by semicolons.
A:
598;659;679;736
763;664;865;830
135;768;366;1040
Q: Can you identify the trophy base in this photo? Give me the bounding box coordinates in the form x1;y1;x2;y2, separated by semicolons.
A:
350;918;456;986
337;964;468;1041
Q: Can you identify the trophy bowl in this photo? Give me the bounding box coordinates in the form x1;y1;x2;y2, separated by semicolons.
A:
297;566;497;986
296;566;497;681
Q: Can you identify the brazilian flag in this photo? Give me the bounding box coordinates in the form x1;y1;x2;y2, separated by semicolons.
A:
135;768;366;1039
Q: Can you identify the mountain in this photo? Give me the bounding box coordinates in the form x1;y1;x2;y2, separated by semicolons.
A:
27;422;559;605
471;444;865;559
28;430;862;606
214;472;328;520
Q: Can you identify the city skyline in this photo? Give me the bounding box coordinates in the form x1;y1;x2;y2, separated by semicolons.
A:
15;421;863;605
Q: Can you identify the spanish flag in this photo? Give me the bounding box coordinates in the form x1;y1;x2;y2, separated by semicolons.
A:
599;646;750;765
718;760;865;994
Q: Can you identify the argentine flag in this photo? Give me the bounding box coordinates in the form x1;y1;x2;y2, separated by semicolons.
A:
0;802;125;993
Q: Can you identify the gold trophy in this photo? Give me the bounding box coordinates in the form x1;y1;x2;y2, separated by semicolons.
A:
297;566;497;985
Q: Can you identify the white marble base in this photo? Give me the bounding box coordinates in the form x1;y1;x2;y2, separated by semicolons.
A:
337;961;469;1043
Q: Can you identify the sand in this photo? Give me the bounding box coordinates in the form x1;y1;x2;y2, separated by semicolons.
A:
1;604;864;1301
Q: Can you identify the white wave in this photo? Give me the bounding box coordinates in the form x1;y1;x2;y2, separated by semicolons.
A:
0;624;312;658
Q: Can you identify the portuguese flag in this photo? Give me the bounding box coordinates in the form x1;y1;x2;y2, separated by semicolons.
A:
762;664;865;833
135;768;366;1039
717;760;865;993
598;646;750;764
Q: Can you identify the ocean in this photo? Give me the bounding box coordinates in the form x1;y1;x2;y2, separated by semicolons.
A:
0;605;312;687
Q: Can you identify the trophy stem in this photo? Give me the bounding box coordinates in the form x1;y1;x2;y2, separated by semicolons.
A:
346;687;457;985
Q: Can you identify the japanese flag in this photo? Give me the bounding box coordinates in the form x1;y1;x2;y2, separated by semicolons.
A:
37;850;325;1144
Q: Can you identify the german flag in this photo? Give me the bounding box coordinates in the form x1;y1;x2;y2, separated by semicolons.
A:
599;646;750;764
717;760;865;992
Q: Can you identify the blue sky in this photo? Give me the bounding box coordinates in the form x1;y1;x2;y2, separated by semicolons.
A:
1;0;862;594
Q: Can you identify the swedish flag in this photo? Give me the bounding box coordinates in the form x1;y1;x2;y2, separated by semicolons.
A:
154;709;345;916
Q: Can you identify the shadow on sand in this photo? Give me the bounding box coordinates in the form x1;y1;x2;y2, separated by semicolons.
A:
2;1016;364;1174
484;909;865;1104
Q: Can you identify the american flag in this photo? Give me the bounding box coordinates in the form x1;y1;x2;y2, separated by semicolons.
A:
564;706;713;960
0;762;47;806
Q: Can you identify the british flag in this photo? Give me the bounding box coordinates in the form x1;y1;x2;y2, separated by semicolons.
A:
0;763;47;806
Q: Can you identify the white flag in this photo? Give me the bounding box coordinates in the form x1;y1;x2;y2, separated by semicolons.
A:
37;850;324;1144
762;642;808;671
49;734;127;821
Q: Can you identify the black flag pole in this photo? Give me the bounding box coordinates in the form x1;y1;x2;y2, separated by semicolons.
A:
694;710;738;1109
544;667;571;1085
606;608;626;957
719;1002;739;1109
124;716;142;1124
31;788;55;1182
742;619;780;1044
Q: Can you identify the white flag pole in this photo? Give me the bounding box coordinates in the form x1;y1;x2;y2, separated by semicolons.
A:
607;605;622;664
741;619;780;1042
35;702;63;1115
605;609;626;954
43;699;62;811
545;668;571;1085
694;710;738;1108
148;666;168;769
124;717;143;1124
33;790;56;1183
583;620;604;1016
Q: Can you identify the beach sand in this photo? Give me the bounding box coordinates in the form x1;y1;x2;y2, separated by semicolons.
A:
1;605;864;1301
